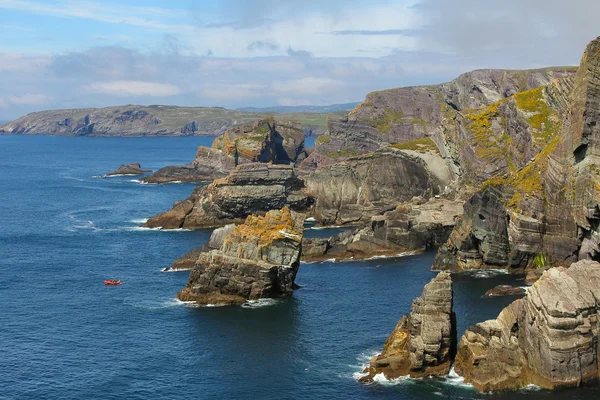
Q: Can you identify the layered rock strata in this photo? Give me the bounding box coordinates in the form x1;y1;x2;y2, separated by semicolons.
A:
433;36;600;273
142;117;306;183
455;260;600;391
305;146;458;225
144;163;312;229
302;199;463;262
177;208;304;305
165;224;235;271
360;272;455;382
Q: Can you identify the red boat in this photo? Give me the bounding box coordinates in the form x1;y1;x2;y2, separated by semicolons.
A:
104;280;122;285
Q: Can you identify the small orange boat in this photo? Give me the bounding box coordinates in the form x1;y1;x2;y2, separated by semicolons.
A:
104;280;122;285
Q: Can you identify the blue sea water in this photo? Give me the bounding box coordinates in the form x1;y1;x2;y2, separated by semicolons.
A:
0;135;597;400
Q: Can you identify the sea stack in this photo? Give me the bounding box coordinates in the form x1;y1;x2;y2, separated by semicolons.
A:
455;260;600;391
177;207;305;305
360;272;455;382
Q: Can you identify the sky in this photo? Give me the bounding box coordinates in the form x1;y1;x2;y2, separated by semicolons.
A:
0;0;599;120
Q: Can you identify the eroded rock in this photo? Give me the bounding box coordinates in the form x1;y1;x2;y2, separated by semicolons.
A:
455;260;600;391
360;272;456;382
177;208;305;305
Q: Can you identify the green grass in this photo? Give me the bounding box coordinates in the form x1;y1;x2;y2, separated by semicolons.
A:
388;137;441;156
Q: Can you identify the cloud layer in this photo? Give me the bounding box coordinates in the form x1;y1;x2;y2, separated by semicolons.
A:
1;0;599;120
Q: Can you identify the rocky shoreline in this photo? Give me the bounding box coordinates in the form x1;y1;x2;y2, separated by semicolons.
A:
92;35;600;393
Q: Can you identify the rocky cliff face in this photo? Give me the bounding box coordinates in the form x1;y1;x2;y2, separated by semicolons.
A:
142;118;306;184
302;198;463;262
301;67;576;172
305;145;457;225
455;260;600;391
212;117;306;164
433;36;600;273
177;208;304;305
144;163;312;229
360;272;455;382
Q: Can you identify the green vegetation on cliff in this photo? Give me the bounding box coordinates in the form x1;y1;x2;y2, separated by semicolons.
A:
514;87;561;144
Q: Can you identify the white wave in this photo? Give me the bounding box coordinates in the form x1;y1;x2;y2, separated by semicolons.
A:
241;298;280;308
91;175;103;179
521;384;542;392
350;350;379;381
305;217;316;222
364;251;416;261
371;373;412;386
124;226;192;232
104;173;140;178
460;268;509;279
62;175;87;182
440;367;473;389
309;225;348;230
161;266;191;272
129;218;149;224
126;298;185;310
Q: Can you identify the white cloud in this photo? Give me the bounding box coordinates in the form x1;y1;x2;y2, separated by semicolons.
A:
87;81;183;97
272;77;346;97
8;94;51;105
0;97;8;108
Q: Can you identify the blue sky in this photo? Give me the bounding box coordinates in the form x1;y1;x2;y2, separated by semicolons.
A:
0;0;599;119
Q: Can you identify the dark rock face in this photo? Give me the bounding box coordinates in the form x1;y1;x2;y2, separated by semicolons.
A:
360;272;455;382
455;260;600;391
145;163;312;229
305;147;457;225
301;199;463;262
177;208;304;305
105;163;151;176
433;36;600;273
481;285;526;298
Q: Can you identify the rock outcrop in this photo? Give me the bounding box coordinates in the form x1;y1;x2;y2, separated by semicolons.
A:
481;285;526;298
105;162;151;176
142;118;306;183
165;224;236;271
177;208;304;305
212;117;306;164
360;272;455;382
455;260;600;391
433;36;600;273
302;199;463;262
305;145;458;225
145;163;312;229
142;147;236;183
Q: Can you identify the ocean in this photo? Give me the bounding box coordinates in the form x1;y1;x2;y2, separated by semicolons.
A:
0;135;597;399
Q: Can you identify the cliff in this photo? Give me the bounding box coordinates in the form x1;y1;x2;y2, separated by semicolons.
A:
360;272;455;382
434;36;600;272
455;260;600;391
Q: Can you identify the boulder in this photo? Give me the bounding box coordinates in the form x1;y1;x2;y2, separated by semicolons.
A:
105;162;151;176
360;272;456;382
455;260;600;391
177;208;305;305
